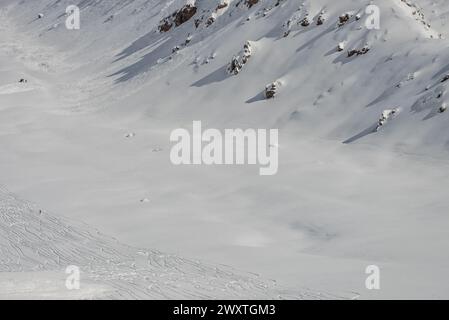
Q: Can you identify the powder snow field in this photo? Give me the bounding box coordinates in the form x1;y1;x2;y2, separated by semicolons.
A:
1;0;449;299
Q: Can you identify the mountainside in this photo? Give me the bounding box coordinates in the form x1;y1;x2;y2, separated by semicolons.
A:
1;0;449;299
4;0;449;150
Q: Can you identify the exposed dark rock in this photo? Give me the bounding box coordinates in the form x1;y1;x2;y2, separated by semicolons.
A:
245;0;259;8
376;109;398;130
300;16;311;27
174;5;197;26
206;16;216;26
316;14;325;25
227;41;252;75
348;45;370;57
338;13;352;27
159;20;173;32
216;2;228;10
265;82;278;99
158;4;197;32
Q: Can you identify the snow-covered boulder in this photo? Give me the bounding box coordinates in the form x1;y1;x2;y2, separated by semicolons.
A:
265;81;281;99
300;16;312;27
227;41;252;75
376;108;399;130
348;44;370;57
317;12;326;25
338;12;353;27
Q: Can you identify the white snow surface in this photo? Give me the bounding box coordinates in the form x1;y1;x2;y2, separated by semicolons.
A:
1;0;449;299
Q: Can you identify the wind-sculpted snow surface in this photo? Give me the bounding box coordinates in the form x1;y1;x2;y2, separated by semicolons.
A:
0;187;336;299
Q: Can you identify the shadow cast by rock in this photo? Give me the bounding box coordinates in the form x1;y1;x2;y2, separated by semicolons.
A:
191;66;229;87
246;91;266;104
343;123;378;144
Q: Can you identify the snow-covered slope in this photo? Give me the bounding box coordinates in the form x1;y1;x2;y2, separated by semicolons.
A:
4;0;449;148
1;0;449;299
1;185;334;299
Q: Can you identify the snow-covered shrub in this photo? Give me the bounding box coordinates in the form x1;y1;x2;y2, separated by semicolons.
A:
439;103;447;113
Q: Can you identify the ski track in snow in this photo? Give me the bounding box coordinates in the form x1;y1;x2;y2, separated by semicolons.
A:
0;186;339;300
0;84;38;96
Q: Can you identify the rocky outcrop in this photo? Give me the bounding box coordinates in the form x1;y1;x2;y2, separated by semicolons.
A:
265;82;279;99
245;0;260;8
316;12;326;25
348;44;370;57
300;16;312;27
227;41;252;75
337;42;346;52
376;109;398;131
338;12;353;27
216;2;229;10
158;4;198;32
